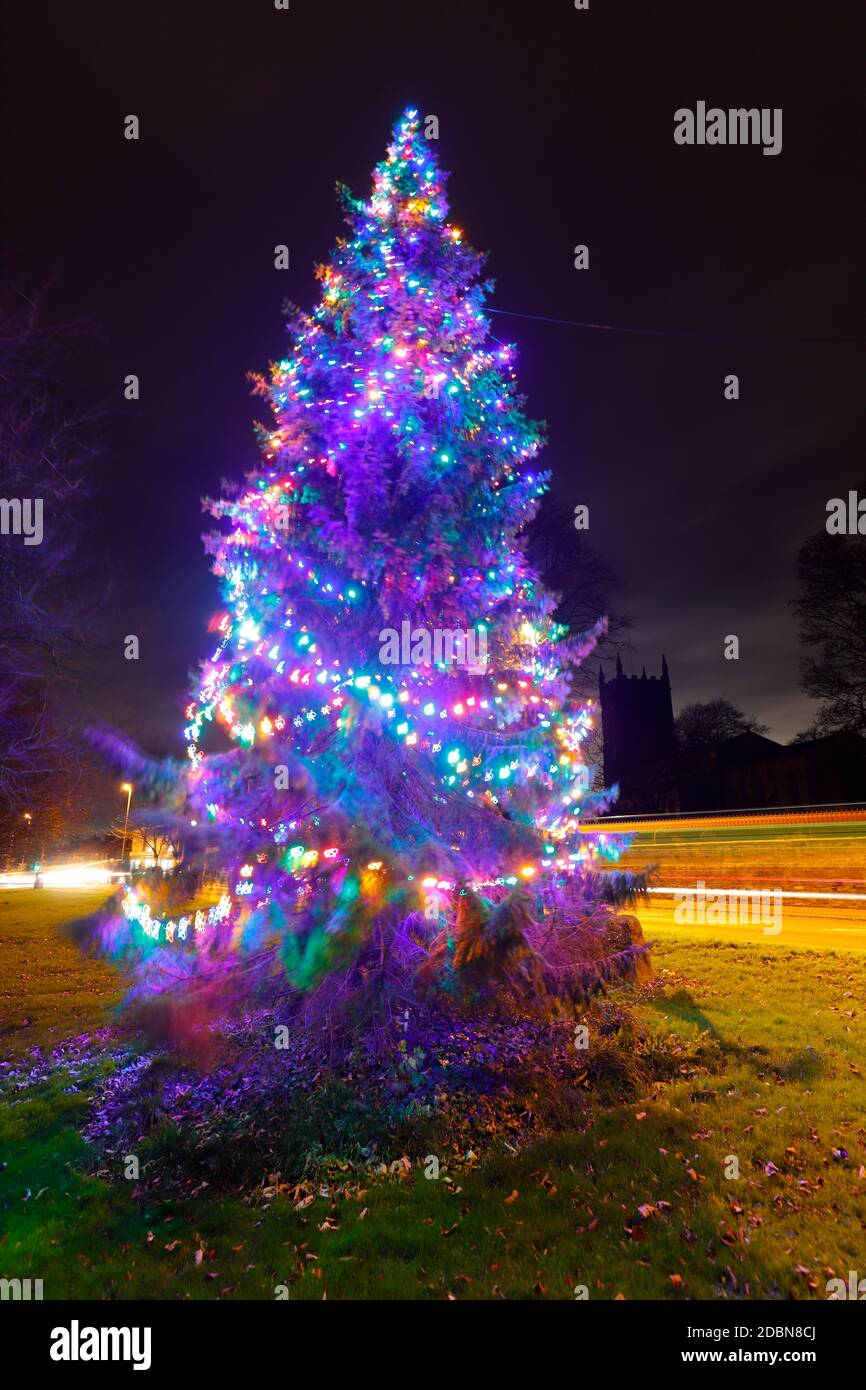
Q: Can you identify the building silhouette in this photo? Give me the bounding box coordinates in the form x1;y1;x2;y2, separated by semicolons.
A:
598;655;866;813
676;728;866;811
599;655;677;812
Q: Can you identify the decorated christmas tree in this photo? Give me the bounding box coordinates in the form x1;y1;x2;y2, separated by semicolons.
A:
89;108;647;1046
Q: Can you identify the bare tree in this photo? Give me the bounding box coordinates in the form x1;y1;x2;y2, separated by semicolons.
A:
523;495;630;663
523;495;631;783
0;289;101;836
675;699;768;753
110;818;181;868
792;515;866;736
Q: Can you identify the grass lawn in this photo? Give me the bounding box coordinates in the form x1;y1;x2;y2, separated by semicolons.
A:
1;892;865;1299
0;888;120;1057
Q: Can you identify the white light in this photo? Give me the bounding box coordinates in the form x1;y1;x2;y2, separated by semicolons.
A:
646;886;866;903
0;862;120;890
40;865;115;889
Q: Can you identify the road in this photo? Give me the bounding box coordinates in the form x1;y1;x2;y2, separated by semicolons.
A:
587;807;866;953
637;894;866;953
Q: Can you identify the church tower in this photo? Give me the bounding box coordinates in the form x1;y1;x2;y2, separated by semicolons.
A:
599;654;677;811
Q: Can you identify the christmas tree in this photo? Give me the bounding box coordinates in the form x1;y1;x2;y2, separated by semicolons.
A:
95;108;647;1042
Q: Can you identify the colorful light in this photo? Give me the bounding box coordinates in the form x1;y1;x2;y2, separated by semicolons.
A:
126;106;626;994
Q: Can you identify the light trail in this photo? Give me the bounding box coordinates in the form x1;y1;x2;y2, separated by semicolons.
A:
646;885;866;903
0;863;124;890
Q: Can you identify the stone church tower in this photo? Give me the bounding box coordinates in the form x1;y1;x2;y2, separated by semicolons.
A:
599;655;677;812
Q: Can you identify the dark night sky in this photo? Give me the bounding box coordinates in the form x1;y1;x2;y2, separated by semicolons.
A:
5;0;866;791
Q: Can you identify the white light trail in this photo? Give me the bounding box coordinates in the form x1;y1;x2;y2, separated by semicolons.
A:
646;886;866;903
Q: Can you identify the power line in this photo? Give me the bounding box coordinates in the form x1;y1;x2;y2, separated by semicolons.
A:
486;306;865;347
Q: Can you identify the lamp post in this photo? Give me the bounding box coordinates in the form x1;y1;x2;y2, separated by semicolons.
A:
120;783;134;868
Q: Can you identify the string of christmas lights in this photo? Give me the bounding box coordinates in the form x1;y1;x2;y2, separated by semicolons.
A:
119;107;626;985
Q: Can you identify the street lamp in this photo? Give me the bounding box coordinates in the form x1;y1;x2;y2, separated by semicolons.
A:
120;783;134;867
